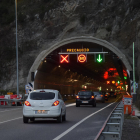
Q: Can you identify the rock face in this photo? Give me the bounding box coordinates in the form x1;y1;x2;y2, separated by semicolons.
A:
0;0;140;93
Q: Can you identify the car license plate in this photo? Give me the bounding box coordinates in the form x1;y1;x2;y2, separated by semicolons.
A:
35;110;47;114
82;101;88;103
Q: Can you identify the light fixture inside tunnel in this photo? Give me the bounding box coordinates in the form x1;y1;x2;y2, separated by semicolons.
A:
112;81;115;84
117;81;120;84
124;76;127;79
107;81;110;84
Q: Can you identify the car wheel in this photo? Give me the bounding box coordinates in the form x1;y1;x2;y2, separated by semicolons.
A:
76;104;80;107
23;116;28;123
30;118;35;122
62;111;66;121
92;102;96;107
57;111;62;123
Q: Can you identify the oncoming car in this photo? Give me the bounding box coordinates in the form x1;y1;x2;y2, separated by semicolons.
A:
76;90;96;107
23;89;66;123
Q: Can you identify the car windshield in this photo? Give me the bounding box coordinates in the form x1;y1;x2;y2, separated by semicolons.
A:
78;91;92;96
30;92;55;100
109;92;115;94
93;92;101;95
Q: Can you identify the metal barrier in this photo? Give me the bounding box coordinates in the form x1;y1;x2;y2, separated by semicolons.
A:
0;99;24;106
95;101;124;140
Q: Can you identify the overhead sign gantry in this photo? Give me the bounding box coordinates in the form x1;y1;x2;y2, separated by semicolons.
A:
59;47;108;63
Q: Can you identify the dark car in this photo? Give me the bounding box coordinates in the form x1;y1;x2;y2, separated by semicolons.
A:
76;90;96;107
109;91;117;98
102;91;108;101
93;91;105;103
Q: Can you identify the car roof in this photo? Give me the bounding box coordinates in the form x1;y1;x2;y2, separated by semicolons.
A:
78;90;92;92
30;89;58;94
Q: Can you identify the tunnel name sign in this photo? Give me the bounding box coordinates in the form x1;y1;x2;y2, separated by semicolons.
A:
67;48;89;52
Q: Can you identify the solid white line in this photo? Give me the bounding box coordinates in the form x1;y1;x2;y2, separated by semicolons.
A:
53;102;115;140
0;117;22;124
66;103;76;107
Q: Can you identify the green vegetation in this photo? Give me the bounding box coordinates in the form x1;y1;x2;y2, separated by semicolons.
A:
0;90;9;95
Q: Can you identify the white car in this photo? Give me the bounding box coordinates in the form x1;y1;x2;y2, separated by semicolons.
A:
23;89;66;123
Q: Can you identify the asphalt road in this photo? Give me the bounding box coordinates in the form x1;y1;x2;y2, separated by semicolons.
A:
0;97;121;140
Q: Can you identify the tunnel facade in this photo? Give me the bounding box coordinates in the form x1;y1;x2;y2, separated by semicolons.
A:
27;36;132;81
27;36;132;96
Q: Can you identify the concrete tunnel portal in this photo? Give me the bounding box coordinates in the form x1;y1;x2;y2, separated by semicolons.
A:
27;36;132;97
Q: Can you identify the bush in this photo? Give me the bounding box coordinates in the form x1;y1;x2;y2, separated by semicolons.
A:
0;90;9;95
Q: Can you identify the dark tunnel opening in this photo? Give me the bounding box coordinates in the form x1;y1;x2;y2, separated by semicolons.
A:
34;42;130;98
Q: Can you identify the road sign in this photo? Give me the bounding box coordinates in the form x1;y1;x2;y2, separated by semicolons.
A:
131;81;138;93
77;54;87;63
60;55;69;63
7;92;13;95
97;54;102;62
95;54;104;62
135;83;138;88
124;97;132;105
25;83;34;94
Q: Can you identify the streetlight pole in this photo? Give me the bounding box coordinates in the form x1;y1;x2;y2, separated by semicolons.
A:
15;0;19;97
133;42;136;93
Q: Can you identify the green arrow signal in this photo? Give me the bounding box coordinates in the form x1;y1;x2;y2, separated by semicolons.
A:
97;54;102;62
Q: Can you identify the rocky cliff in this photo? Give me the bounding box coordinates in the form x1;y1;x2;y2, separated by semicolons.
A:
0;0;140;93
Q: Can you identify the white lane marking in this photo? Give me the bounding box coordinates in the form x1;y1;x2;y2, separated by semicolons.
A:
53;102;114;140
0;117;22;124
0;108;22;113
0;103;76;124
66;103;75;107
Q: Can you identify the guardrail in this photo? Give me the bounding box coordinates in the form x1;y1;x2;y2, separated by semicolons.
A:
95;101;124;140
0;99;24;106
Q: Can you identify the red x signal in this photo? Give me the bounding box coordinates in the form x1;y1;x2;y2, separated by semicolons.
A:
60;55;69;63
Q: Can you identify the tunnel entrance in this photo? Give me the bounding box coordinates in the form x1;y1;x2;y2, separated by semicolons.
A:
27;36;132;97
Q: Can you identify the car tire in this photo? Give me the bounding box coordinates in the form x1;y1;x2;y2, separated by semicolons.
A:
57;111;62;123
23;116;28;123
62;111;66;121
76;104;80;107
92;102;96;107
30;118;35;122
